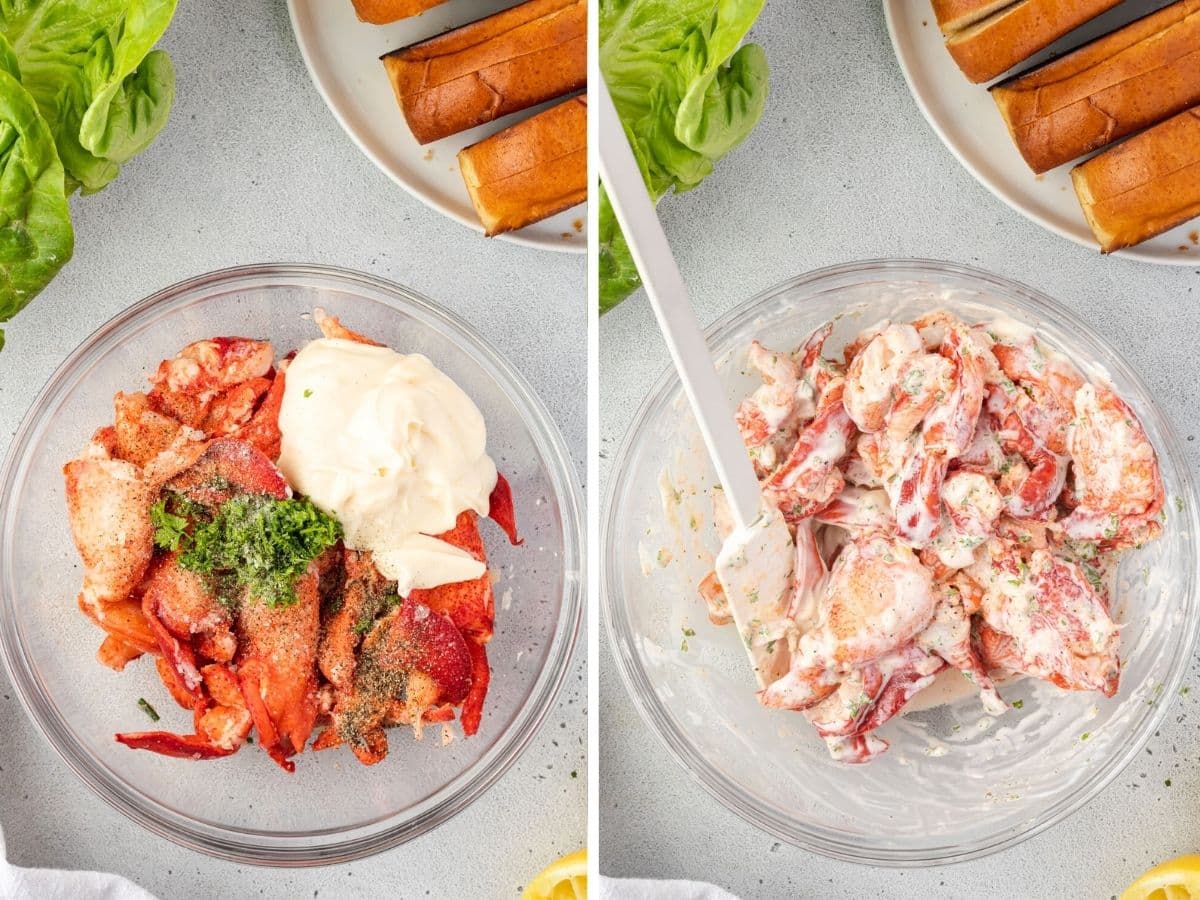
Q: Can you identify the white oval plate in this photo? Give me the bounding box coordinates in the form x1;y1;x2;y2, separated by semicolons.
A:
883;0;1198;265
288;0;586;254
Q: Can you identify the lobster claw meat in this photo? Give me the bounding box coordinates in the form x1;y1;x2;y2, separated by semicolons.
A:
410;511;495;735
147;337;274;429
231;365;287;461
167;437;290;507
116;665;252;761
314;599;472;765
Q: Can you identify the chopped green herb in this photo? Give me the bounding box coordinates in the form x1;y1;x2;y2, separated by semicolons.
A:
901;367;924;396
178;494;342;608
681;627;696;638
303;388;313;398
1102;515;1119;540
570;770;578;779
1080;732;1090;741
1012;699;1024;710
137;698;160;722
680;638;689;652
1176;496;1185;514
1166;779;1173;787
1082;563;1104;593
150;498;189;551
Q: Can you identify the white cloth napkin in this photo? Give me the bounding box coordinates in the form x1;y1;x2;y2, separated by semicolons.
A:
0;825;158;900
598;876;742;899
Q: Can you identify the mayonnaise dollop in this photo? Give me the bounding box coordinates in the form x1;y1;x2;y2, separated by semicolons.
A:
277;338;497;595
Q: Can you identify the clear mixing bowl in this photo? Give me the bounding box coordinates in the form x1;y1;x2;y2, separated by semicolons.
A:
0;264;583;865
602;260;1200;866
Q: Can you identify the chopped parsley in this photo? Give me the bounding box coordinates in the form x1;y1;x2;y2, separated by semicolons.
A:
901;367;924;395
137;698;160;722
178;494;342;608
303;388;313;398
150;499;189;551
1080;731;1090;741
1011;699;1024;710
847;691;871;718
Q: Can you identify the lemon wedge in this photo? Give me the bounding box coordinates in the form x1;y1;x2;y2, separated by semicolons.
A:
1122;855;1200;900
522;848;587;900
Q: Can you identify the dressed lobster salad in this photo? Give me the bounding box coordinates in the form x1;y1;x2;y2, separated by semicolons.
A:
63;310;520;771
698;311;1164;763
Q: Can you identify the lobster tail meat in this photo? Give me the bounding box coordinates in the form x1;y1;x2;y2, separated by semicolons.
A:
237;567;321;762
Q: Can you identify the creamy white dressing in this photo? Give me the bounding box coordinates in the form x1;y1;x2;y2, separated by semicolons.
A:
714;506;795;688
277;338;497;595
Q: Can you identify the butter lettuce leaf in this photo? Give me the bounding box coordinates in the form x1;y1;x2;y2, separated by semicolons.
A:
599;0;769;312
1;0;177;193
0;0;176;350
0;48;73;350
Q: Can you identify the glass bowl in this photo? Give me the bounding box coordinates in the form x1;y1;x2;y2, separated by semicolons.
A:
0;264;583;865
602;260;1200;866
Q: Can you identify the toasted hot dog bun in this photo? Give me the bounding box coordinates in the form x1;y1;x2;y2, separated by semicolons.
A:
1071;106;1200;253
932;0;1016;33
458;95;586;237
991;0;1200;172
382;0;586;145
939;0;1122;83
351;0;448;24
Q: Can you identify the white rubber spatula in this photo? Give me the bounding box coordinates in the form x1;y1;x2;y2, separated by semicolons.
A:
598;83;795;688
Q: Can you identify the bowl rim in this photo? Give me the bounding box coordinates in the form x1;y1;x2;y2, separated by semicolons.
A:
601;257;1200;867
0;262;585;866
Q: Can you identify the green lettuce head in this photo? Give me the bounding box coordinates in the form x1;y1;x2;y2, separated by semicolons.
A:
0;0;177;350
1;0;178;194
0;38;73;351
599;0;769;312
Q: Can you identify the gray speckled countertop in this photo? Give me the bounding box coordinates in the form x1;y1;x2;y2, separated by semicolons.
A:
599;2;1200;898
0;2;584;898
